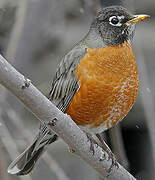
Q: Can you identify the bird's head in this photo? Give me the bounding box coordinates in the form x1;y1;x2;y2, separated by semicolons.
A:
92;6;150;46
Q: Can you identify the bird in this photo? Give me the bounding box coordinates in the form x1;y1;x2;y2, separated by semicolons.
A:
7;6;149;175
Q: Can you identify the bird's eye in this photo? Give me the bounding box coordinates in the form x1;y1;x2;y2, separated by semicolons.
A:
109;16;122;26
111;17;119;24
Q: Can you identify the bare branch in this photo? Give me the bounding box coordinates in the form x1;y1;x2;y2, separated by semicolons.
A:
5;0;28;60
0;55;136;179
6;106;71;180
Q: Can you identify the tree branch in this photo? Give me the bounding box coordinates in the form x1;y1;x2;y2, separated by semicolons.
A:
6;104;70;180
0;54;136;180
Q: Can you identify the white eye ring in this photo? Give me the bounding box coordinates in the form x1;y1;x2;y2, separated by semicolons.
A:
109;16;122;27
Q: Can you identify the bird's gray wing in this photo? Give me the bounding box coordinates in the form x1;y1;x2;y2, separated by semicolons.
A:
7;44;87;176
49;44;86;112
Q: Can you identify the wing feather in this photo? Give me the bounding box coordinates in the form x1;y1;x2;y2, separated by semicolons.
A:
49;44;86;112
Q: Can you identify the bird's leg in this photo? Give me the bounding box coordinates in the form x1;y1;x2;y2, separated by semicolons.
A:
96;133;119;172
68;132;98;154
85;132;99;155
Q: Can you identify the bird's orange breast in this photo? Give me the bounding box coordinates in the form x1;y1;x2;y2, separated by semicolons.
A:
66;41;139;130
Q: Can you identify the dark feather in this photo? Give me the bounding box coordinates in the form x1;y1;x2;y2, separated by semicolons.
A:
49;44;86;112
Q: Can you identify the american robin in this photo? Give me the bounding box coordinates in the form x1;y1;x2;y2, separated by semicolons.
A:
8;6;149;175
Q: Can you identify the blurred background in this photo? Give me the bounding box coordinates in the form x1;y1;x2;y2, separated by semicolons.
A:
0;0;154;180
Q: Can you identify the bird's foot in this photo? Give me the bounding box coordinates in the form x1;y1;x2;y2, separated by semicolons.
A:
106;149;119;173
85;132;99;155
96;133;119;173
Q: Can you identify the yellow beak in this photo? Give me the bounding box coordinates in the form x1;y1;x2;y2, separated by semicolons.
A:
125;14;150;26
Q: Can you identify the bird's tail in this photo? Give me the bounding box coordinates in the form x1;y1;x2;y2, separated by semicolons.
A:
7;123;58;175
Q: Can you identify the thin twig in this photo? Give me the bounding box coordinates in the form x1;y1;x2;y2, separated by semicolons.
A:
5;0;28;60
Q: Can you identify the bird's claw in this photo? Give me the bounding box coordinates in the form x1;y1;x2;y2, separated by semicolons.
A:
107;151;119;173
85;132;98;155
